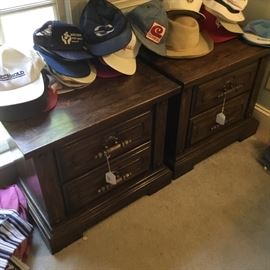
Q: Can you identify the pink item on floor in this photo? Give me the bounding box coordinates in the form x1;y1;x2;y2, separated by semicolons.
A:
0;184;28;220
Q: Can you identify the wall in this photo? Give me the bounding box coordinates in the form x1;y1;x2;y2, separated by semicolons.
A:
244;1;270;110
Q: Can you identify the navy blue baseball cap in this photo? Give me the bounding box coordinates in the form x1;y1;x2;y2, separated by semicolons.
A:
34;45;91;78
79;0;132;56
33;20;93;61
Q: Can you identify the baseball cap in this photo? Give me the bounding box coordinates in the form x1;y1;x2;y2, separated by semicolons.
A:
79;0;132;56
127;0;168;56
33;20;93;61
0;45;45;107
200;7;239;43
102;31;141;75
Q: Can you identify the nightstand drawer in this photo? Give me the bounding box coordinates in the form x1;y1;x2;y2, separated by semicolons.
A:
63;142;152;213
192;63;257;115
189;93;249;145
56;111;152;182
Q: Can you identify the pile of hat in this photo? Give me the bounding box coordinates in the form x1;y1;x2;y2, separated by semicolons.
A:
0;45;57;122
201;0;246;43
33;20;97;94
126;0;214;59
242;19;270;47
79;0;141;76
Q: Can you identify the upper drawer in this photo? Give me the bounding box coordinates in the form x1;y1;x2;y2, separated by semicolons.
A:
63;142;152;213
56;111;152;182
188;93;249;146
191;63;257;115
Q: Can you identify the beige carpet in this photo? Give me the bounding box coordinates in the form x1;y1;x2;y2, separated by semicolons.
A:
27;136;270;270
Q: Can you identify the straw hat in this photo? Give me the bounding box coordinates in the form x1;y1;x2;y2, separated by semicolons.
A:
165;16;214;58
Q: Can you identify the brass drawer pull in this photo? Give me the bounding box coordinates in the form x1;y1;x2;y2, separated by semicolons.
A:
94;139;132;159
210;124;220;131
217;84;243;99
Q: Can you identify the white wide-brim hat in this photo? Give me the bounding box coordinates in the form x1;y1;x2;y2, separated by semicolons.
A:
162;0;206;21
203;0;245;22
219;19;243;33
165;16;214;58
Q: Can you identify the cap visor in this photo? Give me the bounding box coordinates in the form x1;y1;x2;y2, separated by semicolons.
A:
102;54;136;75
0;74;44;107
38;50;90;78
219;20;243;33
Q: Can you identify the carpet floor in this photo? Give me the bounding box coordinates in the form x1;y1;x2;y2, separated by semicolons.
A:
27;136;270;270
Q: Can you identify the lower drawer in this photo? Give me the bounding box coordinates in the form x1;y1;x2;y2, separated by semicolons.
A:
188;93;249;146
63;142;152;213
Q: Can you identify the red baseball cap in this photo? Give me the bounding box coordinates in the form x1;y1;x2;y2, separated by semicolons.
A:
200;6;238;43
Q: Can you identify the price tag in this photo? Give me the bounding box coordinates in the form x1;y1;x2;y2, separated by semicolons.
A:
104;152;117;185
105;171;117;185
216;112;226;125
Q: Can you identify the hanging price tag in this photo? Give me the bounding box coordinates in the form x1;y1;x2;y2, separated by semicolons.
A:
104;152;117;185
216;90;227;125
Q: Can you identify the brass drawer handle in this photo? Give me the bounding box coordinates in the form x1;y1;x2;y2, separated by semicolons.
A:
217;84;243;99
114;171;133;184
94;139;132;159
210;124;220;131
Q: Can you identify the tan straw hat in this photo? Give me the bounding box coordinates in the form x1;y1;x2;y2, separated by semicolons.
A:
165;16;214;58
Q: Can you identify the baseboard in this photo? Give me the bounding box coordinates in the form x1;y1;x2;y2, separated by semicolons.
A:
254;103;270;145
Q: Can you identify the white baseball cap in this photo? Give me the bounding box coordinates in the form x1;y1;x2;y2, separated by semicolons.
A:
102;31;141;75
0;45;45;107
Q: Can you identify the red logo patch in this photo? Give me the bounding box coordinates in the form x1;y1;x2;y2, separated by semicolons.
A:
146;22;166;44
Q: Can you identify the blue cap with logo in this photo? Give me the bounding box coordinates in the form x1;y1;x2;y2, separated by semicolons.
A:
126;0;168;56
33;20;93;61
79;0;132;56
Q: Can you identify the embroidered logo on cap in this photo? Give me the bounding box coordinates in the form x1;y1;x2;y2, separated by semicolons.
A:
0;71;25;82
146;22;166;44
94;24;114;37
61;32;83;45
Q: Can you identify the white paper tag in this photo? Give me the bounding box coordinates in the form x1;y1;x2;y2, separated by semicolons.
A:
216;112;226;125
105;171;117;185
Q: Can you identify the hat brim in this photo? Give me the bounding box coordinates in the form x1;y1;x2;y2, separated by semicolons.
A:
87;23;132;56
204;3;245;22
102;54;136;75
166;31;214;58
54;63;97;84
0;74;44;107
242;33;270;46
167;10;206;21
36;47;91;78
131;24;167;56
51;50;93;61
219;20;243;33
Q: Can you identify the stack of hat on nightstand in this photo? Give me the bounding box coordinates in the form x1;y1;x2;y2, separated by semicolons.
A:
33;21;96;94
79;0;141;76
201;0;246;43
